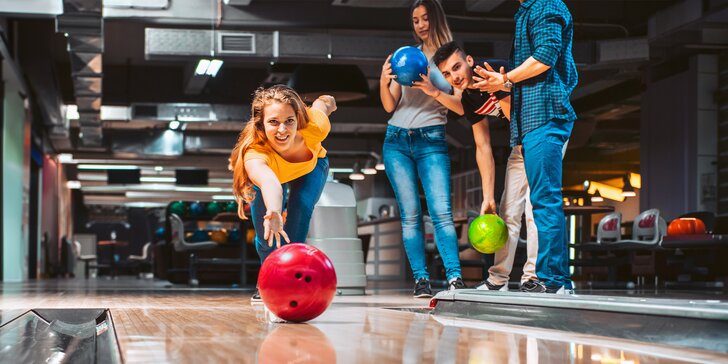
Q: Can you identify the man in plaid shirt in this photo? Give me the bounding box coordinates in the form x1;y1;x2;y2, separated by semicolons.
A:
473;0;577;294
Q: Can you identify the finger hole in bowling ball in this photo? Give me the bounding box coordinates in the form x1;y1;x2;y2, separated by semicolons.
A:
295;272;302;279
290;300;298;307
305;276;312;283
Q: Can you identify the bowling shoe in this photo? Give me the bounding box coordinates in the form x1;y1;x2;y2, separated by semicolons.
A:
264;305;287;323
520;280;574;295
413;278;433;298
448;277;467;291
251;289;262;304
475;279;507;291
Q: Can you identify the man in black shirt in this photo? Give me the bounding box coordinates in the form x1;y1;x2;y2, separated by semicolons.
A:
434;41;541;292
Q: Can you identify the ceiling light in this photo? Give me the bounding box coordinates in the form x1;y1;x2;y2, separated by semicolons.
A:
66;181;81;189
212;195;236;200
140;176;176;183
169;120;181;130
622;175;636;197
194;59;224;77
628;172;641;189
584;180;625;202
349;162;365;180
195;59;211;75
591;189;603;203
58;154;75;164
375;161;385;171
78;164;139;170
361;160;377;175
349;172;365;181
206;59;223;77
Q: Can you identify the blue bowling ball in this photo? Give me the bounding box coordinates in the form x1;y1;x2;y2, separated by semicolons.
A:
390;46;429;87
228;228;241;243
155;227;165;239
190;201;204;217
191;229;209;242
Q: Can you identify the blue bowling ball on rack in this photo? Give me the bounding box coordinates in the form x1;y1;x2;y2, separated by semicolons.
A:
191;229;209;242
190;202;204;217
390;46;429;87
228;228;241;243
154;227;165;240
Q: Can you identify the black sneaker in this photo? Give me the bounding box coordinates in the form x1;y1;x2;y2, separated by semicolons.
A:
520;280;573;294
448;277;467;291
519;279;547;293
413;278;433;298
251;289;262;304
476;280;508;291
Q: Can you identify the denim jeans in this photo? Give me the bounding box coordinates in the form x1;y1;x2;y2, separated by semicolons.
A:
522;120;573;289
489;145;538;285
383;124;461;281
490;141;568;286
250;157;329;263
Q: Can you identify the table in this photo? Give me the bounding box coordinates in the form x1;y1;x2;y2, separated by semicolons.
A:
98;240;129;278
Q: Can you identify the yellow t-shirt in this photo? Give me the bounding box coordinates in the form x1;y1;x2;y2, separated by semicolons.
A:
243;107;330;184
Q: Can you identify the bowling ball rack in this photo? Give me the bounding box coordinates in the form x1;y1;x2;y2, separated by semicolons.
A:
159;200;259;286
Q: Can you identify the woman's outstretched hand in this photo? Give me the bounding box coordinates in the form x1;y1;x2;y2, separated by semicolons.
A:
263;210;290;248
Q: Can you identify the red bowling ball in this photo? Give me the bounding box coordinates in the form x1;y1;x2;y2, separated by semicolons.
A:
258;243;337;322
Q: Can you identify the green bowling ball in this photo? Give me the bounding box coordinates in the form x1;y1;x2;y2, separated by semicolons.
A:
225;201;238;213
207;201;222;216
468;214;508;254
169;201;187;216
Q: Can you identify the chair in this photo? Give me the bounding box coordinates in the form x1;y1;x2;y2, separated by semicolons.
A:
72;240;98;279
608;209;667;248
596;212;622;244
168;213;218;286
128;242;153;278
610;209;667;287
571;213;627;285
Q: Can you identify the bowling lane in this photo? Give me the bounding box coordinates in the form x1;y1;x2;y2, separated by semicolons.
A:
111;294;727;363
1;283;727;363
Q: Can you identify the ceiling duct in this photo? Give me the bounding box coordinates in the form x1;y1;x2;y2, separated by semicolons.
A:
131;103;248;122
144;28;412;63
57;0;104;149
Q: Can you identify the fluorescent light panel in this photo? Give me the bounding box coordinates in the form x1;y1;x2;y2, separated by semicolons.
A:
140;176;176;183
207;59;223;76
78;164;139;170
194;59;223;77
195;59;211;75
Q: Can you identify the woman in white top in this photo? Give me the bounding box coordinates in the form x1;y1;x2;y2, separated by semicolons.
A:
379;0;465;298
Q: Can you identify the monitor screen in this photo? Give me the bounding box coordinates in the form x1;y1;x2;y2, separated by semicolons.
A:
107;169;141;184
175;169;208;185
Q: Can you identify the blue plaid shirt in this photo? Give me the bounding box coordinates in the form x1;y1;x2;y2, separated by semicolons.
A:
509;0;578;147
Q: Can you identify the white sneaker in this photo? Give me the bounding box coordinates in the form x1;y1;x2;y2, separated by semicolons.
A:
475;280;508;291
264;305;287;323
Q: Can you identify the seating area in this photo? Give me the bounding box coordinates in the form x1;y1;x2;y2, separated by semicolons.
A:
573;209;727;288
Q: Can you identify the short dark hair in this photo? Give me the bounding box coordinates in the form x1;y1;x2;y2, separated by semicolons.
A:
433;41;465;67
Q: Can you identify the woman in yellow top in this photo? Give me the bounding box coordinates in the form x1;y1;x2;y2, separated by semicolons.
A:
229;85;336;273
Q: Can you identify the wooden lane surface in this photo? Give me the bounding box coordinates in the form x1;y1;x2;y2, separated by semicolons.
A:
1;289;727;363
